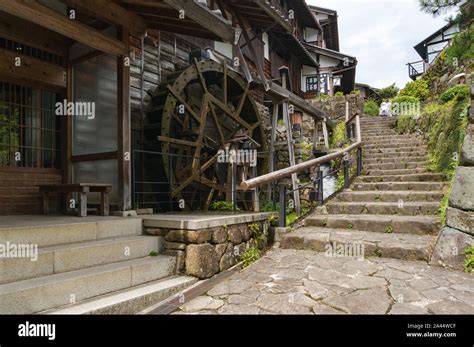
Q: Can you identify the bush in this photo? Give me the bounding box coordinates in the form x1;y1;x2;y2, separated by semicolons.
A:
364;99;379;117
210;201;236;211
445;25;474;66
464;246;474;274
239;247;261;268
330;122;348;148
396;114;417;134
399;79;429;101
392;95;421;117
439;85;470;103
335;91;344;96
426;98;470;176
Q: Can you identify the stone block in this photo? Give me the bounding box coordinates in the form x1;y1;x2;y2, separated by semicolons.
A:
211;227;227;244
227;225;243;245
165;229;211;244
460;124;474;166
430;227;474;271
446;207;474;236
185;244;219;279
449;167;474;211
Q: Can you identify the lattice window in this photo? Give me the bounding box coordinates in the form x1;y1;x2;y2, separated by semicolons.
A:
0;81;61;168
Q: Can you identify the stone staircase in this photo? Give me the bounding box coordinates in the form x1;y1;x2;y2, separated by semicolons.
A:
282;116;448;262
0;217;197;314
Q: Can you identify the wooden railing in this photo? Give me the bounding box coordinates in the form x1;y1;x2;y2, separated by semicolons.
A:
241;114;363;227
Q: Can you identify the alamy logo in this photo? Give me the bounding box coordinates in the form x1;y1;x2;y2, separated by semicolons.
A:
325;241;365;259
0;242;38;261
18;321;56;341
55;100;96;119
217;148;257;167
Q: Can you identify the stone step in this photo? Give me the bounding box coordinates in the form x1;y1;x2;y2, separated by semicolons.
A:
352;181;448;191
326;201;440;216
45;276;197;315
0;217;143;248
364;156;427;165
0;255;176;314
355;173;447;183
364;142;424;149
364;146;428;154
364;168;430;176
336;190;445;202
305;214;441;235
363;134;419;141
0;235;161;284
363;140;423;147
364;161;430;170
281;227;436;261
368;151;429;159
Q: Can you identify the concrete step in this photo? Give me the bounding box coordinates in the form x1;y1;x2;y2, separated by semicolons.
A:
364;156;427;165
336;190;445;202
0;217;143;248
352;181;448;192
281;227;436;261
364;168;430;176
0;255;176;314
305;214;441;235
326;201;440;216
368;151;429;159
363;135;419;141
364;161;430;170
45;276;197;315
0;235;161;284
355;173;447;183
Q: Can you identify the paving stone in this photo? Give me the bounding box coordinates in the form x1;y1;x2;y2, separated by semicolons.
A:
312;302;346;314
345;275;387;289
179;296;224;313
389;303;429;314
302;279;330;300
255;293;313;314
426;299;474;314
409;278;438;291
389;285;422;302
217;304;261;315
322;288;392;314
207;280;254;297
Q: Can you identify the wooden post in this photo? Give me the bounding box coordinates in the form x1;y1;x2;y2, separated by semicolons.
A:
280;67;300;214
322;119;329;150
313;119;319;150
117;27;132;211
268;103;279;197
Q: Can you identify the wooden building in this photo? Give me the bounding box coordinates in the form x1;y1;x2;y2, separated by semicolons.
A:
0;0;339;215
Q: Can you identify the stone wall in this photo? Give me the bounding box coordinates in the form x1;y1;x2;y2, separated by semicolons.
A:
308;94;364;124
144;219;270;279
431;87;474;270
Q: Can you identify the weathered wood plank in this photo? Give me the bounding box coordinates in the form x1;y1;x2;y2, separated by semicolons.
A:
0;0;125;56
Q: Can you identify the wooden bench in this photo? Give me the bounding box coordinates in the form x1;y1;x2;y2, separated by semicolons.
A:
37;183;112;217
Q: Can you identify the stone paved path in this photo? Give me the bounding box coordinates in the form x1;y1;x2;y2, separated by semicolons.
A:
173;249;474;314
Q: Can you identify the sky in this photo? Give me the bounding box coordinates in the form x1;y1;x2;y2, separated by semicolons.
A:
306;0;458;89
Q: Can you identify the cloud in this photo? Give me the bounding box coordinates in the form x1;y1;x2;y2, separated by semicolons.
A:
307;0;456;88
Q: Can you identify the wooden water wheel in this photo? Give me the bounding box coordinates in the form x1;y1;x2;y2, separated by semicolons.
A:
143;59;265;211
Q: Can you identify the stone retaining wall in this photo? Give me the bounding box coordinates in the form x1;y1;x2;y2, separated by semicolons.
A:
431;87;474;270
145;220;270;279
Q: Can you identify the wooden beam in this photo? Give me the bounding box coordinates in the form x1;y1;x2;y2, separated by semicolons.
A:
0;12;69;57
0;49;66;89
117;27;132;211
63;0;147;34
162;0;237;44
0;0;125;56
253;0;292;34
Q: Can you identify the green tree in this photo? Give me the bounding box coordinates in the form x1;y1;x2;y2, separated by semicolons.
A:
379;83;399;100
399;79;430;101
419;0;462;16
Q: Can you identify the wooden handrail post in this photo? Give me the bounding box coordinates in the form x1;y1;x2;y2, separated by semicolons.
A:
279;184;286;228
